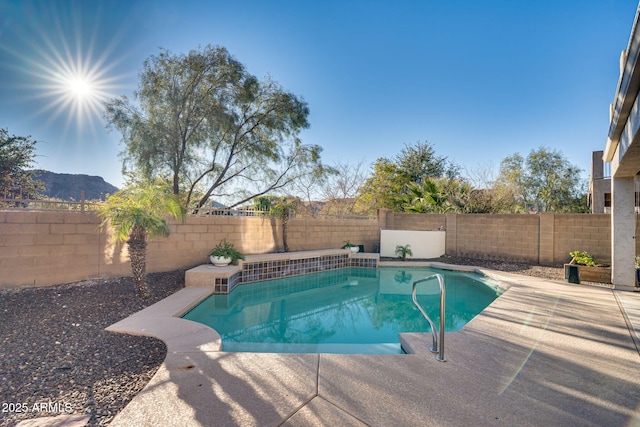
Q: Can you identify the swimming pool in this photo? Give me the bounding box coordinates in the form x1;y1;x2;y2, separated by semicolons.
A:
182;266;503;354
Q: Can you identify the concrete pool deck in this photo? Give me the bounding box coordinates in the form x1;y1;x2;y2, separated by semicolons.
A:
106;266;640;427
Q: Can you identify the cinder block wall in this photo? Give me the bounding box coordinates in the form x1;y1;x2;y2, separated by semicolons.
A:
285;218;380;252
378;210;618;265
388;213;446;231
146;215;281;272
0;211;130;289
452;214;540;262
0;209;625;289
552;214;611;265
0;211;380;289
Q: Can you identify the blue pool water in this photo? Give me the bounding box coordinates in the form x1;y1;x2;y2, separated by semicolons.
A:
182;267;503;354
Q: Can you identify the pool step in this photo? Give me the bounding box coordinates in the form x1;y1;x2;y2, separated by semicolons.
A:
221;342;404;354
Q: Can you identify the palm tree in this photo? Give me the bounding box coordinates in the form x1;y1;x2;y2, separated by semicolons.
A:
400;179;450;213
270;196;299;252
98;183;185;298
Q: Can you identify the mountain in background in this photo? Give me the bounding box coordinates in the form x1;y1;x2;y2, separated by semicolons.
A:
31;170;119;201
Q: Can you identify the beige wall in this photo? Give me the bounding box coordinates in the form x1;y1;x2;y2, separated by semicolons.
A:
0;209;624;289
552;214;611;265
384;212;446;231
0;211;379;289
450;214;540;262
379;210;617;266
0;211;128;289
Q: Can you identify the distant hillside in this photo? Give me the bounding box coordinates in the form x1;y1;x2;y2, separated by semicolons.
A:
31;170;119;201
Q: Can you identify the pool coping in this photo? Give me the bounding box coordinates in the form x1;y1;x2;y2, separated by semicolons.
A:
106;260;640;426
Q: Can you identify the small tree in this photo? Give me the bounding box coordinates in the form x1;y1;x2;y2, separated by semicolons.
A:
270;196;298;252
319;160;367;217
98;182;185;298
395;244;413;261
253;195;276;214
399;179;450;213
0;128;43;200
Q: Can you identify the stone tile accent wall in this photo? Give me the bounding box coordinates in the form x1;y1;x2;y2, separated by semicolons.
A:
349;256;378;268
214;268;375;307
237;252;379;291
187;251;379;293
242;254;350;284
211;272;243;294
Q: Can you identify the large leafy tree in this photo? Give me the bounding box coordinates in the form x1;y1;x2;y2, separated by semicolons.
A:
494;147;587;213
104;45;326;210
357;141;460;213
356;158;408;212
395;141;459;182
463;163;520;213
0;128;42;199
98;182;185;298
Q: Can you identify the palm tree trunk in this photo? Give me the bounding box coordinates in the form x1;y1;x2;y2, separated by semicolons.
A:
127;226;150;299
282;209;289;252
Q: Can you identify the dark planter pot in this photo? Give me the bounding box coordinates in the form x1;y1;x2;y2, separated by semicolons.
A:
566;264;580;284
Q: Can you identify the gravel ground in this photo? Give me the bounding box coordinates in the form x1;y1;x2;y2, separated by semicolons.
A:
436;255;568;280
0;257;602;427
0;270;185;427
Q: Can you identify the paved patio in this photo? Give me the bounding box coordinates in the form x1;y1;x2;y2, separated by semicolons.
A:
106;267;640;427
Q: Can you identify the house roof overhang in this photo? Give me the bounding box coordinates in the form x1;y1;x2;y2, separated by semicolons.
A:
605;5;640;163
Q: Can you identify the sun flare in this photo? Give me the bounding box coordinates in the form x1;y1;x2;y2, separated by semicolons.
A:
67;76;93;98
4;4;132;136
39;56;120;133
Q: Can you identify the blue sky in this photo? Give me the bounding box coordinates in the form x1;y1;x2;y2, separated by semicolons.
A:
0;0;638;190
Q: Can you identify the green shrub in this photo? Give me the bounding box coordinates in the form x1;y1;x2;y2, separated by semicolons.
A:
569;251;595;266
209;239;245;263
342;240;357;249
395;244;413;261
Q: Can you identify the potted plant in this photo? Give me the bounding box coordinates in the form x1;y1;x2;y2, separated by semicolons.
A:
342;240;359;253
569;250;596;267
208;239;245;266
565;250;611;284
395;244;413;261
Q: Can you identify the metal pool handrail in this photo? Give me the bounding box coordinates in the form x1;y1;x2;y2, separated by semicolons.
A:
412;273;447;362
